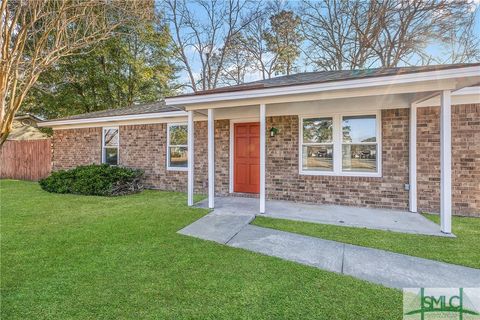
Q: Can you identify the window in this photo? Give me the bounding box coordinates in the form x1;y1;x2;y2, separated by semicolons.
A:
301;117;334;172
342;115;377;173
102;127;119;165
167;123;188;170
300;113;380;176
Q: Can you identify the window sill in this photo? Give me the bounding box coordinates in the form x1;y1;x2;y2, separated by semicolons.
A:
299;170;382;178
102;162;118;166
167;167;188;172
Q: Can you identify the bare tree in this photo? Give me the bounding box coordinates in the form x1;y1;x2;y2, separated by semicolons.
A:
219;33;253;85
164;0;260;91
437;4;480;64
263;10;303;75
239;1;297;79
240;10;278;80
369;0;472;67
300;0;476;70
301;0;357;70
0;0;152;145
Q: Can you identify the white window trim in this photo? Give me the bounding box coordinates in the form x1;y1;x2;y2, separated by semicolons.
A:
102;127;120;165
167;122;188;171
299;110;382;177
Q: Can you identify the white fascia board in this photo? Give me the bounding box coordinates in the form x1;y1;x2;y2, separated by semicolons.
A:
37;111;187;127
165;66;480;106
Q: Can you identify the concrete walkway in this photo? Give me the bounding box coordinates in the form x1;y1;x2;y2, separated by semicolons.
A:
178;203;480;289
229;225;480;289
196;197;450;237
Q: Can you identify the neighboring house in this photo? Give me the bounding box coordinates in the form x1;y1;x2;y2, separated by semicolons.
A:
9;114;49;140
39;63;480;234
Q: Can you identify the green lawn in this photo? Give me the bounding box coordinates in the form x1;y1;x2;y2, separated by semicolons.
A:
1;180;402;319
253;214;480;269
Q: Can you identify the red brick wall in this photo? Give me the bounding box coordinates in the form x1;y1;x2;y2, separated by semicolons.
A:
189;119;230;195
119;123;186;191
265;109;410;210
417;104;480;216
214;120;231;195
52;121;230;194
51;105;479;216
52;127;101;170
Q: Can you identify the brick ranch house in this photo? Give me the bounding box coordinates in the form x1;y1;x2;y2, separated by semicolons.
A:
39;64;480;234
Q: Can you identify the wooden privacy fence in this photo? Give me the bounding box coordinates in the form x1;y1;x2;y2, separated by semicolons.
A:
0;139;52;181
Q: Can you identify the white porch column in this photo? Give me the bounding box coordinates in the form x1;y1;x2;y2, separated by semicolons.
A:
260;104;266;214
187;110;195;206
440;90;452;234
208;109;215;209
409;103;417;213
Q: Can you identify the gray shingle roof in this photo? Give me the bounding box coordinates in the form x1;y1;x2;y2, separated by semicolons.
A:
172;63;480;97
47;101;181;122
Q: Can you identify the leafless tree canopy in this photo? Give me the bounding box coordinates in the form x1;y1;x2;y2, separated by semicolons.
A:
164;0;478;90
0;0;153;145
164;0;261;91
300;0;478;70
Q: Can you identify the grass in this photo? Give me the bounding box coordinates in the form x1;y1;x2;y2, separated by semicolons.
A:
1;180;402;319
253;214;480;269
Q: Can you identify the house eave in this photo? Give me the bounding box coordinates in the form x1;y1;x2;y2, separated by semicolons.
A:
38;111;188;128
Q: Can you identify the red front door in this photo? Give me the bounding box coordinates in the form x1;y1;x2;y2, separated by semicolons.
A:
234;122;260;193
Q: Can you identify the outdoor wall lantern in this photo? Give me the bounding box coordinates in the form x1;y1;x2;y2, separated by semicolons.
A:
269;127;279;137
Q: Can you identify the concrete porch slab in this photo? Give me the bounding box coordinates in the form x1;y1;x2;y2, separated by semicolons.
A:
197;197;451;237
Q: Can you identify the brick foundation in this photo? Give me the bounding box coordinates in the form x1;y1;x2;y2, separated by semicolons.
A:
52;104;479;216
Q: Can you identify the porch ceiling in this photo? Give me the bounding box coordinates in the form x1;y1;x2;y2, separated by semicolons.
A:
192;87;479;120
202;94;412;120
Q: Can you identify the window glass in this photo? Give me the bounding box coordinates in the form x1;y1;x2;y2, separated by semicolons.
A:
342;144;377;172
168;124;188;169
342;115;376;143
104;128;119;146
104;148;118;166
169;146;188;168
341;115;377;173
301;117;334;172
169;125;188;145
303;118;333;143
302;145;333;171
102;128;119;165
